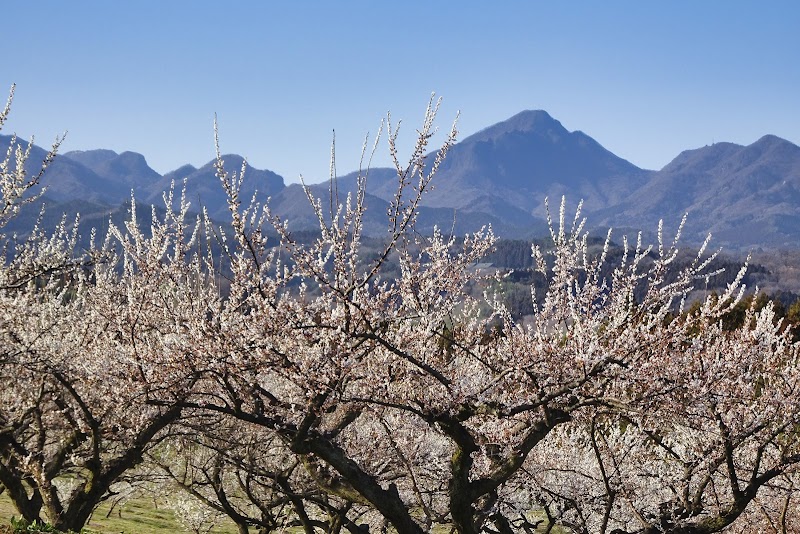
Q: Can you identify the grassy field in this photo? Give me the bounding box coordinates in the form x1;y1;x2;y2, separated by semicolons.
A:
2;492;563;533
0;492;240;534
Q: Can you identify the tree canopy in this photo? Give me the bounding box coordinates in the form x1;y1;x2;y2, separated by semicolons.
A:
2;89;800;534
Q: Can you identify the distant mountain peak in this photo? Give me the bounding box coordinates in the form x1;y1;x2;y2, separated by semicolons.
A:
147;154;285;220
9;113;800;251
114;151;151;167
751;134;799;153
220;153;246;164
164;164;197;179
62;149;119;168
756;133;787;144
64;148;118;159
662;135;800;174
197;153;248;172
507;109;561;128
464;109;568;144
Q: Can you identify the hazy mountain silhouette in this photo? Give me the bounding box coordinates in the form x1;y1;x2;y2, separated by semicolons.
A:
4;111;800;250
2;135;147;207
61;148;118;169
63;149;162;197
417;110;651;214
597;135;800;249
150;155;285;220
310;110;650;231
269;110;647;236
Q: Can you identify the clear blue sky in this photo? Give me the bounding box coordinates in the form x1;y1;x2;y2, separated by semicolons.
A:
2;1;798;183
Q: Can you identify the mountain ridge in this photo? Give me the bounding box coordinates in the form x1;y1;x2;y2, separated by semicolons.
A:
3;110;800;251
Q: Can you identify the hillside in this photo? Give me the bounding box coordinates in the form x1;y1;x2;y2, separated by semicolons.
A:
4;111;800;251
597;134;800;249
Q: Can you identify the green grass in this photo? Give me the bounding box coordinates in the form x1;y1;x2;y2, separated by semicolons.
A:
2;492;566;533
0;497;17;530
0;493;240;534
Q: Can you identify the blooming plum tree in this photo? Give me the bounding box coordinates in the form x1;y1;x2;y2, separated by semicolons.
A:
191;103;800;533
0;87;217;531
2;86;800;534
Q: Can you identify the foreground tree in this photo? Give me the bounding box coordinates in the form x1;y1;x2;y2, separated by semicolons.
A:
185;104;800;532
0;192;215;530
155;416;375;534
522;274;800;533
3;86;800;533
0;87;217;530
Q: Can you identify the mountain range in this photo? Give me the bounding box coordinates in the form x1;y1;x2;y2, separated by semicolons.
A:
2;110;799;251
